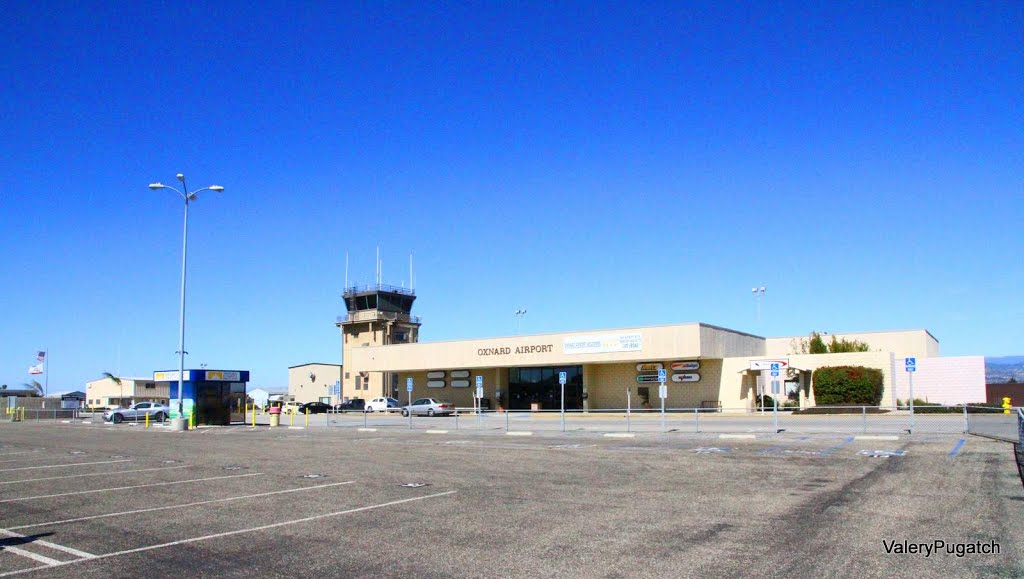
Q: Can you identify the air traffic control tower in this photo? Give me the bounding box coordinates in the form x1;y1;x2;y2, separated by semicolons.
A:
336;284;421;400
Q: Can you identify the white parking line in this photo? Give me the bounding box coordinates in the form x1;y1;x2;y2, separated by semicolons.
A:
8;481;357;530
0;456;69;464
0;490;457;577
0;472;262;504
2;546;63;566
0;465;188;486
0;451;42;457
0;460;131;473
0;530;96;559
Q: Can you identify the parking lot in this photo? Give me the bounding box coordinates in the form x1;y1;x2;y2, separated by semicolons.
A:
0;420;1021;578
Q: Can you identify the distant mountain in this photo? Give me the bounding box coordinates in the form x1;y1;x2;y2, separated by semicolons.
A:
987;356;1024;365
986;357;1024;383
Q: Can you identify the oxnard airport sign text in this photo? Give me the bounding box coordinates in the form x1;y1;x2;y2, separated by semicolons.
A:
477;344;554;356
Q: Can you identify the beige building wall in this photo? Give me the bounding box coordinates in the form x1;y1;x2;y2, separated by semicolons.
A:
765;329;938;359
288;364;342;404
84;377;171;409
345;324;761;372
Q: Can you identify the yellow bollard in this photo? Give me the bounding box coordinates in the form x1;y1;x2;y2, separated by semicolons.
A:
289;410;294;426
251;405;256;427
1003;397;1012;415
305;411;309;427
145;412;150;429
189;412;195;430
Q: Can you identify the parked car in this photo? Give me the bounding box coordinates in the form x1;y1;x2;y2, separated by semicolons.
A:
334;398;365;413
401;398;456;417
103;402;169;424
365;397;400;412
301;401;332;414
282;402;304;415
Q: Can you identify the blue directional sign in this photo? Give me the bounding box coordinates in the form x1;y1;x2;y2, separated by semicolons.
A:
771;371;779;377
559;371;567;385
406;377;413;392
475;375;483;387
657;369;667;382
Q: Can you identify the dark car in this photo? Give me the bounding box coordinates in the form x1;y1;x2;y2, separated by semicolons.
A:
300;401;332;414
334;398;365;413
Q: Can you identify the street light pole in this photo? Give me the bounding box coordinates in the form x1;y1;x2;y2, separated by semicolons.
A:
149;175;224;426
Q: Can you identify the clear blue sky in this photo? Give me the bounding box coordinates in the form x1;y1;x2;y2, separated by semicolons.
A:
1;2;1021;392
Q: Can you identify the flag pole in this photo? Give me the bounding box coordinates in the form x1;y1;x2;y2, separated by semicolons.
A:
44;348;48;397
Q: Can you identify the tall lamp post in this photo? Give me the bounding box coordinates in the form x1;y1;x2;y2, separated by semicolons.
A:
149;174;224;428
752;286;766;323
514;308;527;335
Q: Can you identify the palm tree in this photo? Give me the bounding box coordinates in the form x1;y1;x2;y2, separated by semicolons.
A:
102;372;123;407
20;380;43;397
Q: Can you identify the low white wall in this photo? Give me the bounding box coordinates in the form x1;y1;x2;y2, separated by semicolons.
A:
890;356;985;405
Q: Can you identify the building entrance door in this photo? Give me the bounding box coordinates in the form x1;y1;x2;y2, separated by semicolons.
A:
508;366;583;411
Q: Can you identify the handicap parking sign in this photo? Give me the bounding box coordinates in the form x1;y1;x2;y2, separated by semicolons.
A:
559;371;567;385
657;369;667;382
406;377;413;392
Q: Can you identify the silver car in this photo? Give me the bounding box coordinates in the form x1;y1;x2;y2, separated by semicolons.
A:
104;402;170;424
401;398;456;417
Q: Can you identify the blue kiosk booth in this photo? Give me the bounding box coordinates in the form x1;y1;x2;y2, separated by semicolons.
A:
154;369;249;426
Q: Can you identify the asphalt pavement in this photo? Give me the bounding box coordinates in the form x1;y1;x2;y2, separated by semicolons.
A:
0;419;1020;578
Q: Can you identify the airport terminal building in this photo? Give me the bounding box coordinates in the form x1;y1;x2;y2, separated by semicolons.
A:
287;284;985;410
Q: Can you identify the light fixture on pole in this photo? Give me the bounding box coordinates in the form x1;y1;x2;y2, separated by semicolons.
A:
149;174;224;429
752;286;766;322
514;308;527;335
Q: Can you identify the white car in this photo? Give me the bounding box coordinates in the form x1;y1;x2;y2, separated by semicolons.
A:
282;402;304;415
365;397;400;412
401;398;456;417
103;402;169;424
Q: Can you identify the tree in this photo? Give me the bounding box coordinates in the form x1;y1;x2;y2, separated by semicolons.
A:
20;380;43;396
1009;377;1019;384
809;332;828;354
102;372;123;407
799;331;871;354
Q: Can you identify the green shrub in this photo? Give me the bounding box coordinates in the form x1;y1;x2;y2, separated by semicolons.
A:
813;366;884;406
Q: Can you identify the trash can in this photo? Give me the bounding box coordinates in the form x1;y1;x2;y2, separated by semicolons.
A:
269;406;281;427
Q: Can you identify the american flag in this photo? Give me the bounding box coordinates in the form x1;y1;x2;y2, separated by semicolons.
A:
36;351;46;362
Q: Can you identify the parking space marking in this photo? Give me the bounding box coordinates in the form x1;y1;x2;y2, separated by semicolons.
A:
0;456;71;464
949;438;967;458
2;546;63;566
0;460;131;473
0;530;96;559
0;472;262;504
8;480;357;531
0;465;189;486
820;436;855;456
0;490;459;577
0;452;42;457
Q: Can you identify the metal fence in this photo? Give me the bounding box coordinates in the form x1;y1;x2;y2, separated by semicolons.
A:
1015;409;1024;490
11;405;1020;439
5;408;79;421
307;405;1017;435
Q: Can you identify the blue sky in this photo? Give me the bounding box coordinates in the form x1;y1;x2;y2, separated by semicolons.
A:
1;2;1021;391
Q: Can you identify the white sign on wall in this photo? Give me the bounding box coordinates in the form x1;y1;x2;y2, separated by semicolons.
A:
750;359;789;371
154;371;192;382
563;332;642;355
